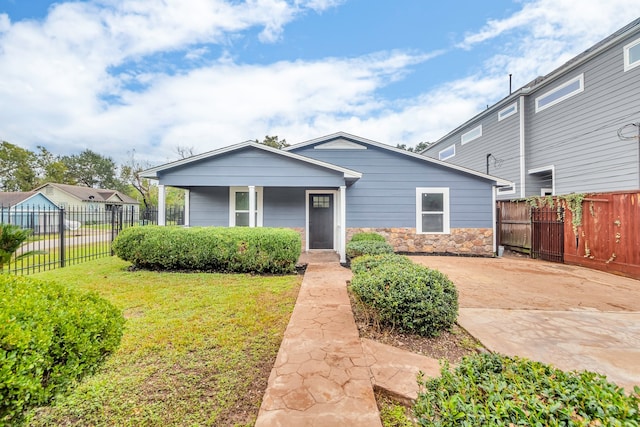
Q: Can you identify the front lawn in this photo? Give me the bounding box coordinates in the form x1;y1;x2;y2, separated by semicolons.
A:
23;257;302;426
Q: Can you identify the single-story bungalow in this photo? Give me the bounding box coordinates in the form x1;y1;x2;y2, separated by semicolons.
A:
141;132;511;262
0;191;60;233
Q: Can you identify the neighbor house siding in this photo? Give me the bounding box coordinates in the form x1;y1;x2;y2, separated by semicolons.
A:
291;144;494;228
158;147;345;188
424;23;640;199
524;32;640;196
430;109;521;199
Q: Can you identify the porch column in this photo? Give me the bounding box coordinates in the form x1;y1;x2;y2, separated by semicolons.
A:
184;189;190;227
248;185;256;227
339;185;346;263
158;184;166;226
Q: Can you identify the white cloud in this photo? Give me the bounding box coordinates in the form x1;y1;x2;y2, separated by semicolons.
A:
0;0;638;166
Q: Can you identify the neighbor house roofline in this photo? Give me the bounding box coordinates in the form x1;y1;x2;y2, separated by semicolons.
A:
32;183;140;204
286;131;512;186
140;140;363;180
0;191;58;207
425;17;640;151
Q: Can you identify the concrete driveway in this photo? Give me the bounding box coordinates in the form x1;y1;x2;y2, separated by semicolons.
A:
410;255;640;392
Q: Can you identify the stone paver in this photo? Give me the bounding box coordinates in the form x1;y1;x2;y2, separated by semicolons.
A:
361;338;441;404
255;261;383;427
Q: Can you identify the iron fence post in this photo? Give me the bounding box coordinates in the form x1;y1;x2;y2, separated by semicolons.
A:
59;208;66;268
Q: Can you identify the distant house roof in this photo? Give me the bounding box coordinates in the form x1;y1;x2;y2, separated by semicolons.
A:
33;183;140;205
0;191;58;207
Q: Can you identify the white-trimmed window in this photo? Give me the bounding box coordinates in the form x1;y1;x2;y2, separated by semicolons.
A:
416;188;450;234
498;102;517;121
461;125;482;145
535;74;584;112
229;186;263;227
624;38;640;72
497;184;516;195
438;144;455;160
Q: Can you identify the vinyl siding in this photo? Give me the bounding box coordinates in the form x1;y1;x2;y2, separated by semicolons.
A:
292;144;494;228
189;187;228;226
525;32;640;196
159;146;345;188
424;102;521;200
263;187;305;227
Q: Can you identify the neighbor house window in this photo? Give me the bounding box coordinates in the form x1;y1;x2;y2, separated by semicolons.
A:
624;38;640;71
229;186;263;227
535;74;584;112
498;102;517;121
461;125;482;145
416;187;450;234
497;184;516;195
438;144;456;160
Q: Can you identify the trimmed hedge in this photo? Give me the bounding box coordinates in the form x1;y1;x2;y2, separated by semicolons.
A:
350;262;458;337
1;275;124;424
346;240;394;259
349;232;386;242
112;226;301;274
415;353;640;426
350;253;413;275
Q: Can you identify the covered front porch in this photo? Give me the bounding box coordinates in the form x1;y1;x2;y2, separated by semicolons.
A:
156;184;350;263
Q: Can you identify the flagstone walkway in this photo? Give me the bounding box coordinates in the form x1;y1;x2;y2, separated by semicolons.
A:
255;257;441;427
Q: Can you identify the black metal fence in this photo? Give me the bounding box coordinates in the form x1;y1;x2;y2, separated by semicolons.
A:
1;204;184;275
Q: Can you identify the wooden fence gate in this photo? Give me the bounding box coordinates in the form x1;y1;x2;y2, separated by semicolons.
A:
531;206;564;263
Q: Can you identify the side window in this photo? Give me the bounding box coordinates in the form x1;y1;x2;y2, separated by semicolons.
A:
416;188;450;234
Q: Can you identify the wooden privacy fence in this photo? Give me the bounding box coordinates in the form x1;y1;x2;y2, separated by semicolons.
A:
497;191;640;279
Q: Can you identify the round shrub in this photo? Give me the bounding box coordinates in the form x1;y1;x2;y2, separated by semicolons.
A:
350;262;458;336
0;275;124;424
415;353;640;426
113;226;301;274
346;240;394;259
350;253;413;275
350;232;386;242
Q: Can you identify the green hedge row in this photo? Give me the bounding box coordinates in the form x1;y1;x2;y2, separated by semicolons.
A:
112;226;301;274
350;255;458;337
415;353;640;426
349;232;387;242
1;275;124;424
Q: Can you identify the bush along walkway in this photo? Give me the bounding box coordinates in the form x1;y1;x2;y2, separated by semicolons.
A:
255;260;442;426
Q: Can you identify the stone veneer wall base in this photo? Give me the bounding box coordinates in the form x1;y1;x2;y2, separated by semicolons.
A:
347;227;494;256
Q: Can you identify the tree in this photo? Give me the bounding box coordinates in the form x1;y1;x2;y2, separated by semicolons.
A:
62;150;124;190
120;150;154;208
396;142;431;153
34;146;70;185
175;145;195;159
0;141;37;191
258;135;289;149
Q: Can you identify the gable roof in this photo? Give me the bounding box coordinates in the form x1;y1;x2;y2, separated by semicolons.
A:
285;132;512;186
0;191;58;207
33;183;140;204
427;18;640;150
140;140;363;181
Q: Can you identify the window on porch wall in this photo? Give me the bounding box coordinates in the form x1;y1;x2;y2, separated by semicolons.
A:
230;187;263;227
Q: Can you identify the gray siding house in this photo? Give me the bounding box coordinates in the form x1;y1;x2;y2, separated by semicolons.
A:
142;132;509;262
423;18;640;199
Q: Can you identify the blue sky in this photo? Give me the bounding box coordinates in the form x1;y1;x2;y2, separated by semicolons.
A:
0;0;638;163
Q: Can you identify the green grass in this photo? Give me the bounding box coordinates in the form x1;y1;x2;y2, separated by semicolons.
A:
22;257;302;426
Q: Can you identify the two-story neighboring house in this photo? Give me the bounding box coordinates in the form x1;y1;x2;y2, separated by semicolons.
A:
423;18;640;200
